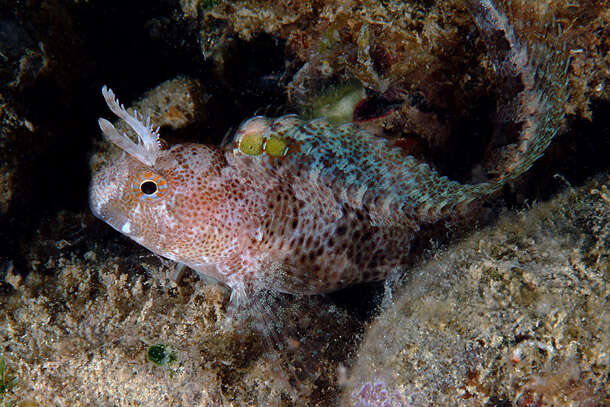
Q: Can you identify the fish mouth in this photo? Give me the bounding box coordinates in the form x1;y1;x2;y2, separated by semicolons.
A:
88;181;132;238
89;166;112;220
88;163;126;227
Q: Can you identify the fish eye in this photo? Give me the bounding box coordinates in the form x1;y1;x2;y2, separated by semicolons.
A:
133;172;167;200
140;180;158;195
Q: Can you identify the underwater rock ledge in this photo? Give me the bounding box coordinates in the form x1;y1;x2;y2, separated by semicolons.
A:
341;174;609;407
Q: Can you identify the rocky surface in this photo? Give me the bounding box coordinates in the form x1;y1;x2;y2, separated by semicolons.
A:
341;175;609;407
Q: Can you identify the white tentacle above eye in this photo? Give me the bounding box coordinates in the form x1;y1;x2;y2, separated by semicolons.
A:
99;85;161;166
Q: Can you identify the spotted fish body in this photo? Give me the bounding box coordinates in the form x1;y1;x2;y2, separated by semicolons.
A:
91;113;456;294
90;0;569;298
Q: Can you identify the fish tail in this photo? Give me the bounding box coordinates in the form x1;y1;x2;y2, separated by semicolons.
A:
395;0;571;221
466;0;570;196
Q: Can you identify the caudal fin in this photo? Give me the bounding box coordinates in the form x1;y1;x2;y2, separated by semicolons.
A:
469;0;570;190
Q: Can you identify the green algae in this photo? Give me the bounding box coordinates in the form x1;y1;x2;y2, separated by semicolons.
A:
200;0;221;11
300;81;365;124
147;344;178;367
0;355;16;407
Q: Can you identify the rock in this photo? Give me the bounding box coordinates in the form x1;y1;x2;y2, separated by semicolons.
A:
341;175;609;407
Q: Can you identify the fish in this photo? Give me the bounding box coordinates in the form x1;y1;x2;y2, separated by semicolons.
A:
89;0;569;308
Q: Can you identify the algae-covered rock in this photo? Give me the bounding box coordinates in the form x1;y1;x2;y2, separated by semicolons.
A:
341;175;610;407
193;0;609;132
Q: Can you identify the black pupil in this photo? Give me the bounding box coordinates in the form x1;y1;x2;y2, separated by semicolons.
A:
140;180;157;195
